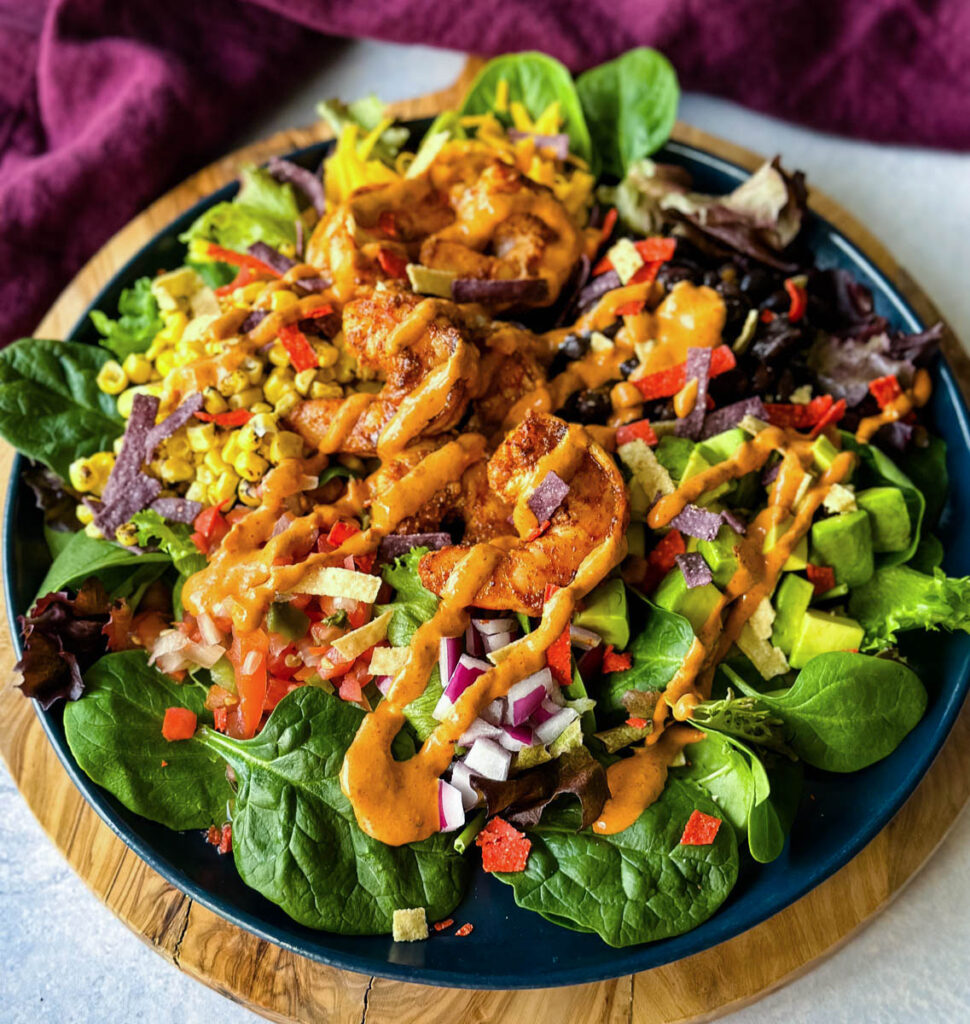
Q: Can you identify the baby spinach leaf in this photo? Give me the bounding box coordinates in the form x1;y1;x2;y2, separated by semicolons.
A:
673;732;752;835
840;432;924;567
0;339;125;478
849;564;970;648
35;529;171;601
691;691;792;756
909;534;944;574
63;652;231;831
198;687;469;934
725;655;927;773
596;594;694;718
459;52;594;169
493;777;738;947
576;48;680;178
898;436;948;530
89;277;163;360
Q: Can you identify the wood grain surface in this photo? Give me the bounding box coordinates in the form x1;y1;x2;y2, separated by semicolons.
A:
1;58;968;1024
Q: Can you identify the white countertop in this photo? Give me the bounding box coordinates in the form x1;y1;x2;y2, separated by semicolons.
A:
3;38;969;1024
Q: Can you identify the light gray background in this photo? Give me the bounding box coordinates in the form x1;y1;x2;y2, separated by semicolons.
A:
3;38;969;1024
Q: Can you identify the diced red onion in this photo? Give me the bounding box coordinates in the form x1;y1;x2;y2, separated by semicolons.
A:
438;779;466;832
472;616;516;636
271;512;294;538
480;698;505;726
534;707;578;746
439;636;462;692
532;701;557;725
505;679;547;726
459;718;504;746
482;631;512;654
448;763;480;812
463;737;511;781
196;613;224;647
375;675;393;695
445;654;489;701
498;723;534;751
569;625;602;650
465;622;484;658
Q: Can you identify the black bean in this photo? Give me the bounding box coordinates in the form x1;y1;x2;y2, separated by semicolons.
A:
739;269;773;301
763;288;790;313
620;358;639;378
560;385;613;425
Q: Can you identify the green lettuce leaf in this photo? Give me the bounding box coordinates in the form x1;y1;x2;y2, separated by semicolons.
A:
317;95;409;165
130;509;206;577
89;277;163;360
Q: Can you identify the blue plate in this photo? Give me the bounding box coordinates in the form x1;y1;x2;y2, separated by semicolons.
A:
5;130;970;989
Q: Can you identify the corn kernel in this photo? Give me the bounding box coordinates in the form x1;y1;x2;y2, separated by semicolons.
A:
115;522;140;547
274;391;300;417
267;342;290;367
122;353;153;385
294;369;316;396
160;457;194;484
250;401;273;414
96;360;128;395
203;388;228;415
174;340;205;367
269;431;304;462
314;343;339;368
187;422;216;452
113;436;125;455
228;387;263;410
218;369;249;397
86;451;116;494
185;480;208;504
237;481;262;507
310;381;342;400
270;290;298;312
264;368;295;404
155;350;176;377
84;522;104;540
234;450;269;482
239;281;265;303
161;434;192;460
210;471;240;506
76;504;95;526
69;458;96;493
204;449;229;474
249;413;277;437
221;433;242;465
239;355;264;386
338;454;365;474
237;423;260;452
116;384;160;419
196;465;216;487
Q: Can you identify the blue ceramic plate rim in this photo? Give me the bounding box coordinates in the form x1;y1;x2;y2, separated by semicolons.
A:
4;133;970;990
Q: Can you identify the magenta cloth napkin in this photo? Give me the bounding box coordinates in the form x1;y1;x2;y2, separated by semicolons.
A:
2;0;968;347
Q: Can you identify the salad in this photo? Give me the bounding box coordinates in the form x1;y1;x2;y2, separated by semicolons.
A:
4;48;968;950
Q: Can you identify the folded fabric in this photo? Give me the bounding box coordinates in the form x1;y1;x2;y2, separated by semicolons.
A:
1;0;968;347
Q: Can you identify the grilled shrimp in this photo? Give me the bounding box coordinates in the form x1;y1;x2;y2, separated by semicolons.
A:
418;412;629;615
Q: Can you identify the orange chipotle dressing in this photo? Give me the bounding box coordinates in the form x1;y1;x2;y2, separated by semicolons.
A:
855;367;932;443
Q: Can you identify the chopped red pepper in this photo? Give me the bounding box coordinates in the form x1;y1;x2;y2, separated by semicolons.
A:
805;563;836;596
205;243;281;278
160;760;168;768
454;923;475;937
477;817;531;873
377;210;399;238
225;629;269;739
433;918;454;932
194;408;253;427
599;207;618;245
278;322;318;373
300;304;334;321
764;394;834;431
161;706;197;741
760;309;776;324
546;626;572;689
633;346;736;402
615;419;658;447
593;235;676;276
614;299;646;317
784;278;807;322
869;374;904;409
215;266;255;297
543;583;560;605
626;717;649;730
628;261;663;286
809;398;847;438
601;645;632;673
525;519;551;542
641;528;687;593
376;247;408;279
263;676;298;712
326;520;360;547
680;809;723;845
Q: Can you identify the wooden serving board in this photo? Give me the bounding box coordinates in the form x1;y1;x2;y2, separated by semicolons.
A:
2;58;969;1024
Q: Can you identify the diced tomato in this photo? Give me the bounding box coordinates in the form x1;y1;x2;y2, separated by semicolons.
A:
355;552;377;573
346;600;371;630
267;635;299;679
225;629;269;739
205;242;282;278
213;706;228;733
546;626;572;689
626;717;649;729
263;676;298;712
680;809;723;845
338;676;363;704
433;918;454;932
809;398;847;438
601;645;632;673
278;323;318;373
194;408;253;427
805;563;836;596
316;646;355;680
194;501;230;552
205;684;237;711
615;419;658;447
784;278;807;322
614;299;646;317
869;374;904;409
477;817;525;845
632;346;736;402
599;207;618;245
327;520;360;547
215;266;255;297
376;247;408;279
131;610;169;650
161;707;197;741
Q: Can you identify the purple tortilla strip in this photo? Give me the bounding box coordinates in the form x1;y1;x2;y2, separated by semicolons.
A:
452;277;549;305
145;393;204;456
762;460;780;486
94;393;162;535
249;241;297;275
701;396;767;439
379;533;452;561
669;503;723;542
293;275;331;293
721;509;747;536
150;497;203;523
266;156;326;217
577;269;621;312
241;309;268;333
527;471;570;523
674;347;713;440
507;130;570;160
294;218;305;259
675;552;713;589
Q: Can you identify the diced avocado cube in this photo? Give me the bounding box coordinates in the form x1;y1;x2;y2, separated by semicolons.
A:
625;521;646;559
655;435;695;483
209;656;236;693
266;601;311;641
681;448;732;505
771;574;814;654
698;428;748;465
855;487;911;553
730;470;761;510
789;609;865;669
811;510;874;587
697;524;742;587
816;582;850;600
811;434;840;472
762;517;809;570
574;578;629;649
628;479;650;521
654;568;721;635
